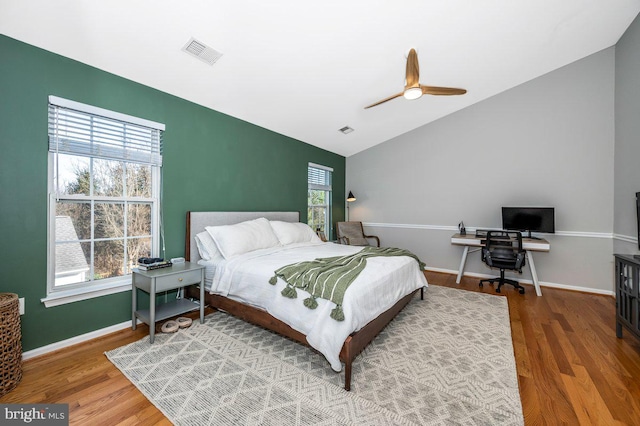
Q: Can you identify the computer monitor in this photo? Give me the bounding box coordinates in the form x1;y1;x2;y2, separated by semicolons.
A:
502;207;555;239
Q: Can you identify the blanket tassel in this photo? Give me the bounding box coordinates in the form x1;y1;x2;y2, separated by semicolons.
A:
303;296;318;309
281;285;297;299
330;305;345;322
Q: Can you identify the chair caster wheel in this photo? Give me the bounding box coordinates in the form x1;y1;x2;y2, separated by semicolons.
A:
496;288;501;293
479;283;483;288
519;288;525;294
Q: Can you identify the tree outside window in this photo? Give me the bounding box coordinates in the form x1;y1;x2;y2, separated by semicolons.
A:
308;164;332;239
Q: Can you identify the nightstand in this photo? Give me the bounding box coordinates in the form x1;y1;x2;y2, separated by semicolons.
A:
132;261;205;343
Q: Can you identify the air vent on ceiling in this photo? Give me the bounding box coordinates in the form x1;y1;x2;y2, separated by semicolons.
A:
182;38;223;66
339;126;354;134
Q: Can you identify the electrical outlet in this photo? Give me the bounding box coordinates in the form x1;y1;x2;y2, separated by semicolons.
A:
19;297;25;315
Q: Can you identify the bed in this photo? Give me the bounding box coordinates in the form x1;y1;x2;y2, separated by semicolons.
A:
184;211;428;390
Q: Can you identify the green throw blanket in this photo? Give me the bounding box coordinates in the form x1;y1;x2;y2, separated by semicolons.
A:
268;246;425;321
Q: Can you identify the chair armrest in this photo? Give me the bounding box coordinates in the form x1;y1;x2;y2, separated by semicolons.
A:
364;235;380;247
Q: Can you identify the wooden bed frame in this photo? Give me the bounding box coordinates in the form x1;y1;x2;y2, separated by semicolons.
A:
184;211;421;391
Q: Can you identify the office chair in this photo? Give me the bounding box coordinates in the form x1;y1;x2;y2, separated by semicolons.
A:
479;230;526;294
335;221;380;247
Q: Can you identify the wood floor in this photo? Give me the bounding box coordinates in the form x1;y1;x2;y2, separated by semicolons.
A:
2;271;640;425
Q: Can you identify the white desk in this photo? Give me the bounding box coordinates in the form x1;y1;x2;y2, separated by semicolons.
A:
451;233;550;296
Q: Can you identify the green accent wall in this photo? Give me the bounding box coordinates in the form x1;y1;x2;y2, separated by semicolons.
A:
0;35;345;352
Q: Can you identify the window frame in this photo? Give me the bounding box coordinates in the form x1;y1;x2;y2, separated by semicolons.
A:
307;162;333;240
42;97;164;308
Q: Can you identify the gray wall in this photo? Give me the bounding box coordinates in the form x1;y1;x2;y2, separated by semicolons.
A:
347;47;616;293
615;13;640;256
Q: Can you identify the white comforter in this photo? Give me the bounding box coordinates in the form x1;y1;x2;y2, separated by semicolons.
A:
200;242;428;371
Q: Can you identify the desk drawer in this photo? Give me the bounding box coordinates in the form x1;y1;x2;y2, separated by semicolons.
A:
155;269;202;292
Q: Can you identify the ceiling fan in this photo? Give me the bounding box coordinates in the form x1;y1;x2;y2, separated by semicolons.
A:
364;48;467;109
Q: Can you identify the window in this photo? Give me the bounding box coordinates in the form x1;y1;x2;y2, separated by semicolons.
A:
44;96;164;307
308;163;332;239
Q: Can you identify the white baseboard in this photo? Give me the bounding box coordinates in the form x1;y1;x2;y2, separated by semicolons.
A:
23;262;614;361
424;266;615;296
22;319;141;361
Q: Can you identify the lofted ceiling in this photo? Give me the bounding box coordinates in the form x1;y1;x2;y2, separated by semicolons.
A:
1;0;639;157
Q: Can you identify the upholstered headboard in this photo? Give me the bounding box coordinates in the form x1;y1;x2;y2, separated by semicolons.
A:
185;211;300;262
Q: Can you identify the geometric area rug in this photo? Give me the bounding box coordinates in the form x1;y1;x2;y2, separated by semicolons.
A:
106;285;524;425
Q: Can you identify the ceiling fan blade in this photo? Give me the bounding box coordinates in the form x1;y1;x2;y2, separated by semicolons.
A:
421;85;467;96
405;48;420;89
364;92;404;109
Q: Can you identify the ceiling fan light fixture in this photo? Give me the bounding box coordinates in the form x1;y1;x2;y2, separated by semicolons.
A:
403;87;422;100
365;48;466;109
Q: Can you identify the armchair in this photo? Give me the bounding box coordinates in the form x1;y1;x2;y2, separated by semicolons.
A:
335;221;380;247
479;230;526;294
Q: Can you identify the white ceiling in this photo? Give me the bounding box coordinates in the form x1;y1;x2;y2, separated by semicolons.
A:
1;0;639;157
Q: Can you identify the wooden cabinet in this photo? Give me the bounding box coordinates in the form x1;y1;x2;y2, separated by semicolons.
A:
614;254;640;341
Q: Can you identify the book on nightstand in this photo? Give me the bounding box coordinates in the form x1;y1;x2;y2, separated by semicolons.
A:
136;260;172;271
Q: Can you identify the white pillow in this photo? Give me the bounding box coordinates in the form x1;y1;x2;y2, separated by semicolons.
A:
194;231;223;262
270;221;322;245
206;217;281;259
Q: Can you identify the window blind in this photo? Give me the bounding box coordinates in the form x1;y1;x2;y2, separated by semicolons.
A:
308;164;332;191
48;97;164;167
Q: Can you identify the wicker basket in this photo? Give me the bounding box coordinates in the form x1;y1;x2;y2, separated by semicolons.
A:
0;293;22;396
